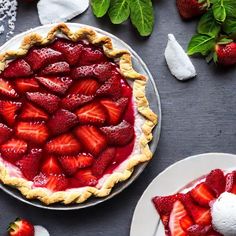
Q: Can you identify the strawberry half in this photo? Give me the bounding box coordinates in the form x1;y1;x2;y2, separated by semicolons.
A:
52;38;83;65
15;78;39;93
176;0;206;20
46;133;81;155
61;94;94;111
58;153;94;175
100;98;128;125
16;121;49;144
0;100;22;126
0;123;12;145
100;120;134;146
79;46;107;66
26;47;63;71
92;147;116;177
41;156;62;175
16;149;42;180
225;171;236;194
20;103;48;121
75;126;107;156
0;78;18;98
1;138;28;163
96;75;121;99
36;76;72;95
41;61;70;75
169;200;189;236
190;182;215;207
47;109;78;135
74;169;98;187
71;65;95;79
75;101;107;125
3;59;33;78
8;218;34;236
205;169;226;197
69;78;100;95
93;62;118;82
215;42;236;66
26;92;60;113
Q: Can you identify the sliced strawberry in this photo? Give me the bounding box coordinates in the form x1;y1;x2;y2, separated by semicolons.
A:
69;78;100;95
26;47;63;71
74;169;98;187
3;59;33;78
71;65;95;79
92;147;116;177
93;62;118;82
41;61;70;75
41;156;62;175
26;92;60;113
15;78;40;93
16;149;42;180
152;194;184;228
1;138;27;162
8;218;34;236
51;39;83;65
75;126;107;156
180;215;194;231
225;171;236;194
46;133;81;155
58;153;94;175
36;76;72;95
205;169;226;197
61;94;94;111
100;120;134;146
169;200;188;236
190;182;215;207
0;123;12;144
182;194;212;226
47;109;78;135
20;103;48;121
187;224;212;236
96;75;121;99
100;98;128;125
34;173;68;192
0;100;22;126
75;101;107;125
16;121;49;144
0;78;18;98
79;46;107;66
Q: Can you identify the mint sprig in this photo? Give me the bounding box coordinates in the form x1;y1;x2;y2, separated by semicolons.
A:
90;0;154;37
187;0;236;62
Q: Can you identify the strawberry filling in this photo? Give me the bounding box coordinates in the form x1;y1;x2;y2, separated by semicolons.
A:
0;38;136;192
152;169;236;236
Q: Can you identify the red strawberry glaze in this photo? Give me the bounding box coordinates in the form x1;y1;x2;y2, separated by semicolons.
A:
0;38;138;192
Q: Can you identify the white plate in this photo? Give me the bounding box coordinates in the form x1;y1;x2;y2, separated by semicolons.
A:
130;153;236;236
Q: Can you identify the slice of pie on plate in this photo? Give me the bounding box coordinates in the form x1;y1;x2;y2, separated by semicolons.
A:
0;23;158;205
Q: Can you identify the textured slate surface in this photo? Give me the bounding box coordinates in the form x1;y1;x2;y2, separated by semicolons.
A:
1;1;236;235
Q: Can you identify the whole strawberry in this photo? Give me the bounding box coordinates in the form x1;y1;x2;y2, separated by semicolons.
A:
176;0;206;20
215;42;236;66
8;218;34;236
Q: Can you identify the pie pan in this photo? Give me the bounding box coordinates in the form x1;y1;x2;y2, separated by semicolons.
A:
0;23;161;210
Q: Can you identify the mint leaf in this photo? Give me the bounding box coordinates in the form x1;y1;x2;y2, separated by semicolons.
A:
212;0;226;23
91;0;111;18
223;0;236;18
108;0;130;24
197;10;220;36
129;0;154;36
223;17;236;34
187;34;215;56
217;38;233;44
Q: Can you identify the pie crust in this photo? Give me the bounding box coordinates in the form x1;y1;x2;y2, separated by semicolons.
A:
0;23;158;205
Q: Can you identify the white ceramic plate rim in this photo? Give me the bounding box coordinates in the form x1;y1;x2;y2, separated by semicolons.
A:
130;152;236;236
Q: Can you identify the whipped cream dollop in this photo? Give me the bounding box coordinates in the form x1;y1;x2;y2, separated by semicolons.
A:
34;225;50;236
165;34;196;81
212;192;236;236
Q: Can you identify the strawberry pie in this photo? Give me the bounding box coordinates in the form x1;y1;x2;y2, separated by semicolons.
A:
0;24;157;205
152;168;236;235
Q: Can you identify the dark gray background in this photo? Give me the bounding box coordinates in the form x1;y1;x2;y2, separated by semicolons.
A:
1;1;236;235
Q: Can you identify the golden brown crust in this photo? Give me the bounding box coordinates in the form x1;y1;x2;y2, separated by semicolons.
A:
0;23;158;205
